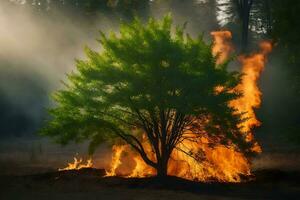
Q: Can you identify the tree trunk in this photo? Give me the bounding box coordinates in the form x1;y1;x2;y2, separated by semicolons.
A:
241;9;250;52
241;0;253;52
156;158;168;178
156;148;170;178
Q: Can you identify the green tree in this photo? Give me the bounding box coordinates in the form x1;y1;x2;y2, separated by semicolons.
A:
41;15;250;177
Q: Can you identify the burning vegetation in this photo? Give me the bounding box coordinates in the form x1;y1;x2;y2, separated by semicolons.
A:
59;31;272;182
59;157;93;171
48;16;272;183
103;31;272;182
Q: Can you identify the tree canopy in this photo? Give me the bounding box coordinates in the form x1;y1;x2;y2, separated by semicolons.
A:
42;15;251;176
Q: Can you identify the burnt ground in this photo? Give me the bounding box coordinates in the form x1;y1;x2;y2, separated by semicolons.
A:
0;168;300;200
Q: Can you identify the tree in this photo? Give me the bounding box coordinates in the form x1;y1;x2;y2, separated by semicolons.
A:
236;0;253;51
42;15;248;177
220;0;269;51
229;0;253;51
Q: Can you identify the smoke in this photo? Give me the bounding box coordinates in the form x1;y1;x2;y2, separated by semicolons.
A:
150;0;218;37
0;0;224;174
0;0;221;138
0;2;120;137
0;1;298;173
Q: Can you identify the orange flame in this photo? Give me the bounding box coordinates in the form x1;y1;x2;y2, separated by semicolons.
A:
58;156;93;171
103;31;272;182
230;41;272;152
105;145;126;176
211;30;233;64
59;31;271;182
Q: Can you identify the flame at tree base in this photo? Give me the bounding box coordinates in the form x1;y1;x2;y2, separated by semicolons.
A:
104;142;251;182
104;32;272;182
59;31;272;183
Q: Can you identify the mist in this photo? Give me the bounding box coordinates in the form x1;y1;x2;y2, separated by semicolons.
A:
0;0;222;173
0;2;120;138
0;0;219;138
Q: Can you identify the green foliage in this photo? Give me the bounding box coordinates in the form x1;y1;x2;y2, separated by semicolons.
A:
41;15;246;159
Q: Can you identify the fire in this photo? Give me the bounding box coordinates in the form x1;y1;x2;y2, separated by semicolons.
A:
59;31;271;182
105;145;126;176
104;31;272;182
211;30;233;64
58;156;93;171
168;142;250;182
230;40;272;152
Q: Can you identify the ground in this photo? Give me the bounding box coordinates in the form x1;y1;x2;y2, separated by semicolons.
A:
1;168;300;200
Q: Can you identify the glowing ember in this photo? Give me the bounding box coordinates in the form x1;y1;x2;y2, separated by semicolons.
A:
58;157;93;171
103;31;272;182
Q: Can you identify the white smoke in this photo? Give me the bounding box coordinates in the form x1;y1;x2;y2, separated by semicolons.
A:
0;2;118;89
